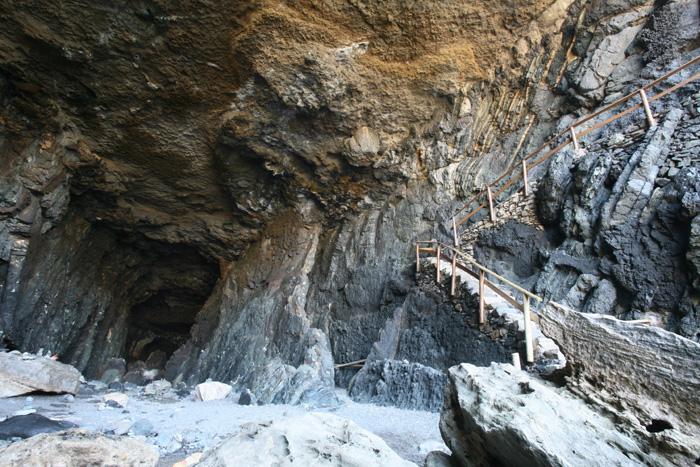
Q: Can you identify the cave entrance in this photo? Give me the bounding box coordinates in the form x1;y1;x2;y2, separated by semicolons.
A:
122;244;220;375
125;289;205;366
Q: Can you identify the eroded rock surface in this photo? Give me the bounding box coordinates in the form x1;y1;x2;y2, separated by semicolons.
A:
0;429;159;467
0;351;81;398
197;412;417;467
0;0;698;411
539;303;700;462
439;363;672;467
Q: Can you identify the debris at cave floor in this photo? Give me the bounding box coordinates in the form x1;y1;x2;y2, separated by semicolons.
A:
0;381;447;466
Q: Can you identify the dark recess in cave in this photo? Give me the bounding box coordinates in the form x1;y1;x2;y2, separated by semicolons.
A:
119;239;221;369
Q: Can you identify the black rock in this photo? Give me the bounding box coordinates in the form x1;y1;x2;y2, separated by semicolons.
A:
107;381;123;391
0;413;78;440
176;388;191;399
238;389;253;406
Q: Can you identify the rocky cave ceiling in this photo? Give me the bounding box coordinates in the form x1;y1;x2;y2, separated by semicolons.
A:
0;0;572;259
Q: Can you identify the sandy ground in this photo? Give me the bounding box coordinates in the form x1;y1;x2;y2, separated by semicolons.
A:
0;381;449;466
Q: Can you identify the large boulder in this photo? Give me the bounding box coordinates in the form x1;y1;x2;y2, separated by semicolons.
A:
539;303;700;461
197;412;416;467
0;429;158;466
0;352;82;398
440;363;670;467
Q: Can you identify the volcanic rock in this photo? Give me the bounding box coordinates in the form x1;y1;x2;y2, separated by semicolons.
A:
539;302;700;462
439;363;667;467
0;413;77;440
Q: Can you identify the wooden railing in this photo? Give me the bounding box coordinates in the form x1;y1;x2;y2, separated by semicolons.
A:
451;53;700;233
416;240;542;363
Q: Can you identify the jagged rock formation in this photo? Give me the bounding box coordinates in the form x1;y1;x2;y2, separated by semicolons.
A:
439;363;678;467
0;0;699;408
539;303;700;462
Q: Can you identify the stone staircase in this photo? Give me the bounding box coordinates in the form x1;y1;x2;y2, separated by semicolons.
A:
428;254;564;369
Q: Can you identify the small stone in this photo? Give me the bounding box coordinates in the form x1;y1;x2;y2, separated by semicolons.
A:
103;392;129;408
237;389;254;406
114;420;133;436
107;381;123;391
130;419;156;437
194;382;232;402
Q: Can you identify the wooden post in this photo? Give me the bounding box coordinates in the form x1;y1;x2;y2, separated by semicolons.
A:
416;242;420;273
522;160;529;197
512;353;521;371
570;126;579;150
486;186;496;222
436;243;441;283
478;269;485;324
452;217;459;247
451;250;457;296
523;295;534;363
639;89;656;128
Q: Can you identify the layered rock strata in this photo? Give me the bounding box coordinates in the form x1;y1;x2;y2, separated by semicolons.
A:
0;0;698;405
539;303;700;463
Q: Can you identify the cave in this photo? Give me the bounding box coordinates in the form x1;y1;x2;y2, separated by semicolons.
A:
119;238;221;369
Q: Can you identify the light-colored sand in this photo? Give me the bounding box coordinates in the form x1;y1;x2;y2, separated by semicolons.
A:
0;384;449;466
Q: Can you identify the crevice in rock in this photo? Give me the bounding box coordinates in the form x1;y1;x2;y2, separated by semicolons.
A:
646;419;674;433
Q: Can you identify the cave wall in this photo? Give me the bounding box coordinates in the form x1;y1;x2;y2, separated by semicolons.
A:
1;0;698;402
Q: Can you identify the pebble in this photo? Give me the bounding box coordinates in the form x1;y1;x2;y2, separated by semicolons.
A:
131;419;156;437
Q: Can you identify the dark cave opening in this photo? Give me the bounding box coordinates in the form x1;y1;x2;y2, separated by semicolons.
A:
120;242;221;374
124;289;205;365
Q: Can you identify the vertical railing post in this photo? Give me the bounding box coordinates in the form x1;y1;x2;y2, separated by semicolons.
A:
512;353;521;371
451;249;457;296
639;89;656;128
523;295;534;363
478;269;485;324
416;242;420;273
522;160;529;197
452;217;459;247
436;243;441;284
570;126;579;150
486;186;496;222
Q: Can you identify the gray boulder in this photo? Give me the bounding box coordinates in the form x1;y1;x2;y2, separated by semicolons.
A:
539;302;700;462
198;412;416;466
0;352;82;398
0;429;158;466
349;359;446;412
440;362;668;467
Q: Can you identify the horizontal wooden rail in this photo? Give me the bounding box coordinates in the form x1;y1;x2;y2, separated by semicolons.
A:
451;53;700;231
334;359;367;369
